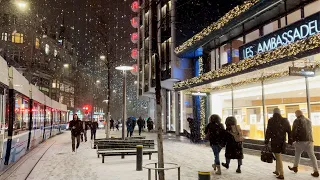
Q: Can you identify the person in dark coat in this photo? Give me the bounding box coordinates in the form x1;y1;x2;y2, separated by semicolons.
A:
110;118;115;131
147;117;153;132
187;117;196;142
69;114;83;152
204;114;225;175
137;117;144;135
81;120;89;142
90;120;98;140
265;108;292;179
221;116;244;173
126;118;133;137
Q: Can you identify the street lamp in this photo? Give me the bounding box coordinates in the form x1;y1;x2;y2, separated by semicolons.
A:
116;65;134;140
16;1;27;9
100;55;106;61
63;63;69;68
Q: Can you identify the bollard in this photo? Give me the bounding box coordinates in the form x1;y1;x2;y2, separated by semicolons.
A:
136;145;143;171
198;171;210;180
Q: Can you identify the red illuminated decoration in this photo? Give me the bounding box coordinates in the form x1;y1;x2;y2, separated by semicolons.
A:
131;33;139;44
131;48;138;59
130;64;138;75
131;17;139;28
131;1;139;12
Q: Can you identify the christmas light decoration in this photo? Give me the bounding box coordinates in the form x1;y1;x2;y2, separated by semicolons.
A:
175;0;260;54
200;97;206;139
174;33;320;90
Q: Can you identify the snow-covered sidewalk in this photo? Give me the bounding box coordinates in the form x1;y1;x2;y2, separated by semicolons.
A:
11;129;319;180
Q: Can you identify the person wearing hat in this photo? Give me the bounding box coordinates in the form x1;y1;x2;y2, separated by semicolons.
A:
265;108;292;179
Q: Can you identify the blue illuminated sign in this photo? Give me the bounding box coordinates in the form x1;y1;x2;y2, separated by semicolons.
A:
240;12;320;60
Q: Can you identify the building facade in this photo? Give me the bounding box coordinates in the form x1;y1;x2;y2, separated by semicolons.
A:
137;0;192;133
0;0;76;109
174;0;320;150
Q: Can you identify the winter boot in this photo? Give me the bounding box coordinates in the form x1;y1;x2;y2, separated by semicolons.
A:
311;171;319;177
212;164;216;171
276;175;284;179
288;166;298;173
221;163;229;169
215;165;221;175
236;165;241;173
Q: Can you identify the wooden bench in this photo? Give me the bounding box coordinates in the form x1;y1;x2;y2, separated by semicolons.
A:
93;136;146;149
96;139;157;163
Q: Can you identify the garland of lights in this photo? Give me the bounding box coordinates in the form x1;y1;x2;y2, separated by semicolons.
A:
199;56;204;75
200;97;206;139
175;0;260;54
174;33;320;90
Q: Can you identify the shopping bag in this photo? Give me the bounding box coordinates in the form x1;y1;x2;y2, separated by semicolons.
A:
261;145;274;163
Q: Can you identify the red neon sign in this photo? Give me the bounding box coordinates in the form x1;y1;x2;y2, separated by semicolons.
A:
131;17;139;28
131;1;139;12
131;32;138;44
131;48;138;59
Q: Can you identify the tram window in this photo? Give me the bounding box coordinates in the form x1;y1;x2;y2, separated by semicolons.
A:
32;102;43;129
14;95;29;134
46;108;52;127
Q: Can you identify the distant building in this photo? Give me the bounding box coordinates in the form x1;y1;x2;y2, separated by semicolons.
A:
0;0;76;108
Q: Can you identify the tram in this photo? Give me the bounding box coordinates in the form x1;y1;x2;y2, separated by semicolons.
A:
0;56;68;172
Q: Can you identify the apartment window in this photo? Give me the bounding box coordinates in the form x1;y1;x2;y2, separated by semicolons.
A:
245;29;259;43
304;0;320;17
263;20;278;35
280;17;286;27
287;9;301;25
45;44;50;54
11;33;23;43
35;38;40;49
1;33;8;41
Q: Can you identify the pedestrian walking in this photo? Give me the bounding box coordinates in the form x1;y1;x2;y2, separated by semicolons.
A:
110;118;115;131
69;114;83;153
204;114;225;175
81;120;89;142
115;119;120;131
91;120;98;140
147;117;154;132
221;116;244;173
137;116;144;135
265;108;292;179
126;117;133;137
288;110;319;177
131;116;137;134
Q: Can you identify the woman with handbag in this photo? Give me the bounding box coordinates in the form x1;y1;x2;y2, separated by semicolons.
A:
221;116;244;173
204;114;225;175
265;108;292;179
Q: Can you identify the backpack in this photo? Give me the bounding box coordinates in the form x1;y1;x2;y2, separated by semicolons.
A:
230;125;244;142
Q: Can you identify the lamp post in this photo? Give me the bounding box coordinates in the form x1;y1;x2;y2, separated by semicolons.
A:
116;65;134;140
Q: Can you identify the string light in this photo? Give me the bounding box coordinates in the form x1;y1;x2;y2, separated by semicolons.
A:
175;0;260;54
174;33;320;90
200;97;206;139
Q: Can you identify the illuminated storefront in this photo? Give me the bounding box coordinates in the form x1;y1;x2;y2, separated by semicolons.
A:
175;0;320;147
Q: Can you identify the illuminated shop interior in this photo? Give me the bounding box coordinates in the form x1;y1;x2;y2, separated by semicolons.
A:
181;53;320;146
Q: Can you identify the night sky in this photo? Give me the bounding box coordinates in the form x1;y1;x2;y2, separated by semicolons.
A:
35;0;243;119
176;0;245;45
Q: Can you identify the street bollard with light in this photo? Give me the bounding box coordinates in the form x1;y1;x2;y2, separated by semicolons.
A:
115;65;134;140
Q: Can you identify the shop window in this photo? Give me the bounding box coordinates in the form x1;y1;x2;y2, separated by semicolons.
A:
1;32;8;41
11;32;24;44
35;38;40;49
245;29;259;43
304;0;320;17
287;9;301;25
45;44;50;54
210;49;216;71
280;17;286;27
231;37;243;64
215;48;220;69
263;20;278;36
220;43;231;66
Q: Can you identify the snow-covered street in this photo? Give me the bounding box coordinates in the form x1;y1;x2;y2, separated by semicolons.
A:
3;129;319;180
